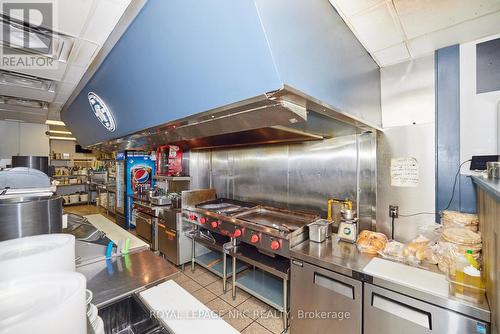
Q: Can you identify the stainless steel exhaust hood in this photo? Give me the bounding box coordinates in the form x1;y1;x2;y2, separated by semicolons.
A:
62;0;381;151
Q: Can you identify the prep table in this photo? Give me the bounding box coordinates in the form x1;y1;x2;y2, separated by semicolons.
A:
290;236;491;334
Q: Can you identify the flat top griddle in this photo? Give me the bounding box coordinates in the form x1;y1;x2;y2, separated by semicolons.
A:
196;198;256;215
233;206;318;232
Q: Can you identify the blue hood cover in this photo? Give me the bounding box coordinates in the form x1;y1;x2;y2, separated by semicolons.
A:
62;0;380;150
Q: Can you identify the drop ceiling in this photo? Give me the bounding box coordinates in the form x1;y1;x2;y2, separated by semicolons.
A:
329;0;500;67
0;0;131;124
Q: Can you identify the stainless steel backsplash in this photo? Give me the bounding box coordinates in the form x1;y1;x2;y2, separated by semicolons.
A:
188;131;376;231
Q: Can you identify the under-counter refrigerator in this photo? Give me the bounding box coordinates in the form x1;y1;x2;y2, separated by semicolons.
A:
115;151;155;229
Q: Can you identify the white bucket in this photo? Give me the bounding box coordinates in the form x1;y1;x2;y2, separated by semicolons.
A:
0;234;75;281
0;272;87;334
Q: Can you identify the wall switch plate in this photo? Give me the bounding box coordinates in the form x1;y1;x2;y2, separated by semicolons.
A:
389;205;399;218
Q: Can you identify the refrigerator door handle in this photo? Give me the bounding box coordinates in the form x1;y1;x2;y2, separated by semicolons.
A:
371;293;431;329
314;272;355;300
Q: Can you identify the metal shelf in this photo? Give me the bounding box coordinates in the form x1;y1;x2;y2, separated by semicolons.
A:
236;269;285;312
52;175;88;178
63;201;89;206
56;183;86;187
229;243;289;279
195;250;248;278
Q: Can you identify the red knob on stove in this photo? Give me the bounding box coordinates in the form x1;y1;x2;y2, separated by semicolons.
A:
233;229;242;238
199;217;207;224
270;240;280;250
211;221;219;229
250;234;259;244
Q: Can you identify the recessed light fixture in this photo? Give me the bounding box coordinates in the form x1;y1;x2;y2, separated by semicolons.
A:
45;120;66;126
48;130;72;135
49;136;76;141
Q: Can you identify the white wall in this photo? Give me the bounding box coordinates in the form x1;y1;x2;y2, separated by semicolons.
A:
0;121;49;166
460;34;500;169
381;55;435;127
378;54;436;241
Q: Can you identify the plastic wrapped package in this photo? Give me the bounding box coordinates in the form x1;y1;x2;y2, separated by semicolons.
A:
356;230;388;254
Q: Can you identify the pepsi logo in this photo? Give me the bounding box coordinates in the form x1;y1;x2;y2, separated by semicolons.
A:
88;92;116;132
133;168;150;183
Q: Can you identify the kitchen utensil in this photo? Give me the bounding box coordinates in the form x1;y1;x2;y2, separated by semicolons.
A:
308;219;330;243
487;161;500;179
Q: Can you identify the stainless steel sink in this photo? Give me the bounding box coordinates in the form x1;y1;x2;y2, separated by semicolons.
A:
98;295;169;334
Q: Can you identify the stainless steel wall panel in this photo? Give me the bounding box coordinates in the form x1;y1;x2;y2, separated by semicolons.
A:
188;151;210;190
232;145;289;208
188;130;377;227
287;137;357;218
210;150;233;199
358;131;377;231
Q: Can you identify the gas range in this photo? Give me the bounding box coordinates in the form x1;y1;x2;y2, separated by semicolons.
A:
183;198;318;258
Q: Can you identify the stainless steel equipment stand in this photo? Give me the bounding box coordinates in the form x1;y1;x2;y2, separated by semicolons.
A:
191;226;197;272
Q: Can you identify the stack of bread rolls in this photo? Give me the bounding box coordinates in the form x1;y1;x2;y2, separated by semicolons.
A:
356;230;388;254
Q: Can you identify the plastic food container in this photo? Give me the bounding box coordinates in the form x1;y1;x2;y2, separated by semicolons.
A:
447;271;486;304
79;193;88;202
69;194;80;203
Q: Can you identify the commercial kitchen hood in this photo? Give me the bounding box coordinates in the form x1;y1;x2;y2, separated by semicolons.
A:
62;0;381;151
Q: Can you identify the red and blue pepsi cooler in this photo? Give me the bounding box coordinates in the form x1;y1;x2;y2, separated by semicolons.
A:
124;151;155;228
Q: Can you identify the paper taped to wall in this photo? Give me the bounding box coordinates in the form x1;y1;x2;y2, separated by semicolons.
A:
391;157;419;187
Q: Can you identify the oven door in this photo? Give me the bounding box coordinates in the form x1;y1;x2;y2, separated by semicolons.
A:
135;212;153;243
158;222;178;265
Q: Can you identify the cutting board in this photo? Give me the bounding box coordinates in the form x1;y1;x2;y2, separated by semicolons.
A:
140;280;239;334
363;258;449;298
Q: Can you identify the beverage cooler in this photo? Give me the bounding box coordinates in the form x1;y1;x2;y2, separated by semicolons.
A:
115;151;155;229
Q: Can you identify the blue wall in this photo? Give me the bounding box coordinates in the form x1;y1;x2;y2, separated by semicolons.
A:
435;45;477;220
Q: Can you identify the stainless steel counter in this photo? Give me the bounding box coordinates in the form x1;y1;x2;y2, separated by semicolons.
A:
77;250;179;308
291;237;491;322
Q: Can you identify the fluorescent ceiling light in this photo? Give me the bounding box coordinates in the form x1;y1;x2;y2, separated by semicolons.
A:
49;136;76;141
45;120;66;126
48;130;72;135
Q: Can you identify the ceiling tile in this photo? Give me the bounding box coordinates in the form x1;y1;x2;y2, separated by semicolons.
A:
53;0;95;36
82;0;131;45
68;39;99;67
394;0;500;39
63;65;85;84
329;0;386;17
409;10;500;58
62;64;87;85
373;42;410;66
349;2;404;52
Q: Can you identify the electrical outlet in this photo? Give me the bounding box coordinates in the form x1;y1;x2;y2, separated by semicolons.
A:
389;205;399;218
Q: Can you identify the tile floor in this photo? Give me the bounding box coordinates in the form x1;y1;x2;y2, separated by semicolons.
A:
67;204;288;333
173;264;287;334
